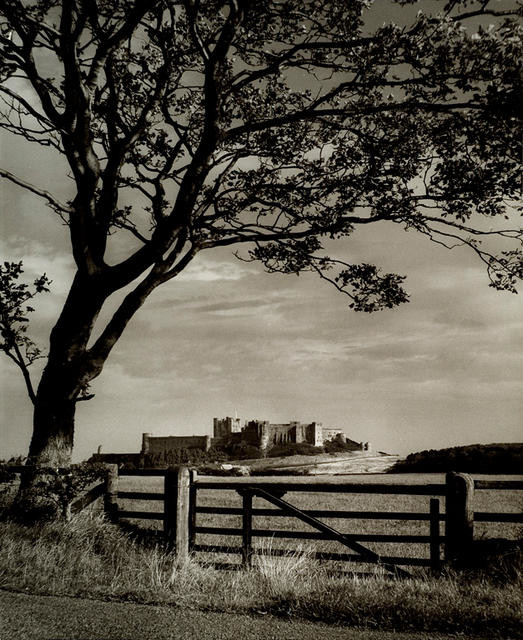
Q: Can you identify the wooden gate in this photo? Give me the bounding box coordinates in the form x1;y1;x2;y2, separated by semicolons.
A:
190;474;446;574
236;486;417;576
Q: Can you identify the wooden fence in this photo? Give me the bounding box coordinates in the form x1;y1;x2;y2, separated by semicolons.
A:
6;464;520;572
106;466;523;573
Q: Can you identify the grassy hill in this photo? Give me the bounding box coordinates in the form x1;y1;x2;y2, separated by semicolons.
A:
390;443;523;474
203;450;400;475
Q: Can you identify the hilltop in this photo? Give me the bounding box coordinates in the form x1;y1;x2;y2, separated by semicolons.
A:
389;443;523;474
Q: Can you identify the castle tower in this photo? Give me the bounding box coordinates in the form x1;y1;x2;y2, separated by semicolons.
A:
141;432;151;455
311;422;323;447
214;416;243;437
258;421;271;450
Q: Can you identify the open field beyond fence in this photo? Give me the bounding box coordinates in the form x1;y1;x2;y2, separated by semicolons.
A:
114;472;522;574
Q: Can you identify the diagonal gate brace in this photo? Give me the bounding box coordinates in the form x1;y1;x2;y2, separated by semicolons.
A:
253;487;410;578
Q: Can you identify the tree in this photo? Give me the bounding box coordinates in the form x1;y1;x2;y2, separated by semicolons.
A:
0;0;521;473
0;261;51;405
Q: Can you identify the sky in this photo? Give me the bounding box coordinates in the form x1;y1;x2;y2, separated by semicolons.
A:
1;2;522;462
2;153;521;461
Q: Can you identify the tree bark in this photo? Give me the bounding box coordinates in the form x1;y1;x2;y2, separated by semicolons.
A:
28;379;77;468
14;376;79;520
27;271;108;468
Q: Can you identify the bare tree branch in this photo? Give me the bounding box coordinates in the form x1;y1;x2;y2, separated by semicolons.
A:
0;168;72;214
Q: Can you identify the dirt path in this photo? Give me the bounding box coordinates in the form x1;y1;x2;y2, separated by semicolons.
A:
0;590;476;640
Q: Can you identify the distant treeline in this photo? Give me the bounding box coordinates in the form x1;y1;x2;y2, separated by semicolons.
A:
390;443;523;474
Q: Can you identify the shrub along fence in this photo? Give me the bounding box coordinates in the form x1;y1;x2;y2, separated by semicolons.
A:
103;466;523;574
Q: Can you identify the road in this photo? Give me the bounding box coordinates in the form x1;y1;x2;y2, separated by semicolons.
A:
0;590;479;640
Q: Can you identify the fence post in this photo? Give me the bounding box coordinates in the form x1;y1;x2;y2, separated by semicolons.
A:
445;471;475;566
241;489;253;567
429;498;441;573
164;466;191;560
188;469;198;553
104;464;119;522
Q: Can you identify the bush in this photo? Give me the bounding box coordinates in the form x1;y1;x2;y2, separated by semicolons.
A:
205;446;228;462
227;442;262;460
323;438;360;454
268;443;324;458
5;462;106;521
0;462;16;484
147;446;232;467
390;443;523;474
0;462;17;515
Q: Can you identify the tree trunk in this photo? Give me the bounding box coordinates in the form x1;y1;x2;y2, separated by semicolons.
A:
26;273;107;467
28;382;77;468
12;272;109;519
12;384;77;521
14;353;97;521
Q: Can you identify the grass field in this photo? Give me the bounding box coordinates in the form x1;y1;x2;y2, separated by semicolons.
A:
0;472;521;638
117;472;523;572
1;512;521;638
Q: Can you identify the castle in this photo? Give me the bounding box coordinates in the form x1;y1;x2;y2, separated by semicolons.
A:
93;417;370;467
139;417;368;459
212;416;351;449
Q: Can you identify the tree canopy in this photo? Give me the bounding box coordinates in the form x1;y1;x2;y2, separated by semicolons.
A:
391;442;523;474
0;0;521;468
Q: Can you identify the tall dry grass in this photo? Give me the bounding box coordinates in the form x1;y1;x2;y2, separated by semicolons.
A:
0;511;521;638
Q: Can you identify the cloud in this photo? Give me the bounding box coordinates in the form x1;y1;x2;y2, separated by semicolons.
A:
177;257;251;282
190;298;271;314
1;237;74;290
1;171;522;461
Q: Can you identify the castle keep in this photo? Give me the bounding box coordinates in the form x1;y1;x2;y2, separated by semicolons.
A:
212;417;349;449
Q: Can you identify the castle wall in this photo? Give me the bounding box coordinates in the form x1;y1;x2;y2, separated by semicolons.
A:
242;421;269;447
141;432;152;455
268;424;298;445
322;428;346;443
241;420;331;449
145;434;211;454
211;433;242;448
258;422;271;450
294;422;306;443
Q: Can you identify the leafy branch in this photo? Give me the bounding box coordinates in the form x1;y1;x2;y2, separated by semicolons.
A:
0;261;50;404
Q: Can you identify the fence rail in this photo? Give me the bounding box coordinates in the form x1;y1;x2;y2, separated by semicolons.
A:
70;481;105;514
194;506;446;520
190;544;438;567
193;526;442;543
194;479;448;494
106;466;523;572
5;464;522;572
475;480;523;490
474;511;523;523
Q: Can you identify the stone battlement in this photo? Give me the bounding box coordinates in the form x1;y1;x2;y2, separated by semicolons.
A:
212;416;364;451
